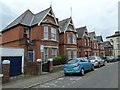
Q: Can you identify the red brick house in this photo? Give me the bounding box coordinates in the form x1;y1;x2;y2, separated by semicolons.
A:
88;32;99;56
96;36;105;57
0;7;60;63
103;41;113;56
59;17;77;59
76;26;91;57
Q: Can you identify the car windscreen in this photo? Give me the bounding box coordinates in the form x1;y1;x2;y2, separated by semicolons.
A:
67;59;78;64
88;57;95;60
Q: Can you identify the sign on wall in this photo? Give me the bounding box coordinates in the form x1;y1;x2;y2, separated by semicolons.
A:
40;45;44;52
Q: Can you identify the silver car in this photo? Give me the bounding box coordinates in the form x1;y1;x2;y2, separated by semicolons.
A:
88;56;106;68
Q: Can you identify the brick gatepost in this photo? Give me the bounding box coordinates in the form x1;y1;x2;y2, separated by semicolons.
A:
2;60;10;83
37;59;42;74
48;58;53;72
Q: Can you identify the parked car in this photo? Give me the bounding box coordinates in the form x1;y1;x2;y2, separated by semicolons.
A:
64;58;94;76
106;56;116;62
88;56;106;68
114;56;119;61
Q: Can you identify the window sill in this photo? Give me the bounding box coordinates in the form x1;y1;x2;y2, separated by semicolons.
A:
42;39;58;42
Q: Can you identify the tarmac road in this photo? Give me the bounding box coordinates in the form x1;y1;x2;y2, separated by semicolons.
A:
33;62;118;88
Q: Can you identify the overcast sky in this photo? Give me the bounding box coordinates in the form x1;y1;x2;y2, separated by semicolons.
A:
0;0;119;40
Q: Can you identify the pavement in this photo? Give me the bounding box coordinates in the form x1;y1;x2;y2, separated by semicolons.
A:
2;70;64;89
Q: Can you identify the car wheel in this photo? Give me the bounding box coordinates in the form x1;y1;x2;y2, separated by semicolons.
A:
64;73;69;76
98;63;101;68
103;61;106;66
91;65;94;71
80;68;85;76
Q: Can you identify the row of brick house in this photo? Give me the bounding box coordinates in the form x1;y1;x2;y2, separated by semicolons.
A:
0;7;112;64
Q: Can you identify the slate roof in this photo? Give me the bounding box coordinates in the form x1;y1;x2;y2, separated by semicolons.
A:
59;18;71;32
59;17;76;33
76;26;87;38
88;31;96;37
103;41;113;47
96;36;103;43
2;7;52;32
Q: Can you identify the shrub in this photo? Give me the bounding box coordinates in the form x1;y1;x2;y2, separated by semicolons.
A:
53;56;68;66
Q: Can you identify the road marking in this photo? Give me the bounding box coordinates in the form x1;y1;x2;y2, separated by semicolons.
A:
58;78;64;80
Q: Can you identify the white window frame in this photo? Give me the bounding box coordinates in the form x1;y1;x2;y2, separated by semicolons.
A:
73;50;77;58
52;48;57;59
73;34;76;44
67;33;71;44
44;48;48;62
24;28;29;38
68;50;71;59
51;27;56;40
44;26;48;39
84;39;87;46
88;39;90;46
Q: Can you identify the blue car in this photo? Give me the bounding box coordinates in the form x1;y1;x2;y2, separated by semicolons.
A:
64;58;94;76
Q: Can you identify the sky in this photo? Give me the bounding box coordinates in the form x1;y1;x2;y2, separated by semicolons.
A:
0;0;119;40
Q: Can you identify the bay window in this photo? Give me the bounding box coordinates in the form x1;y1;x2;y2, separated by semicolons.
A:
52;48;57;59
73;34;76;44
44;48;48;62
73;50;77;58
68;50;71;59
44;26;48;39
51;27;56;40
68;33;71;44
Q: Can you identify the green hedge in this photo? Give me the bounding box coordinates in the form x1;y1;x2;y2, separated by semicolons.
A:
53;56;68;66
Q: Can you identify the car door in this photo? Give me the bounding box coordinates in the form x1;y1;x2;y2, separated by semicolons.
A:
98;57;102;65
80;59;88;71
84;58;91;70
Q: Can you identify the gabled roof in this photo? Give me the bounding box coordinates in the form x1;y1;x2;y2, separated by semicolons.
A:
96;36;103;44
32;7;51;26
76;26;87;38
103;41;113;47
2;7;58;32
88;31;96;37
59;17;76;33
3;9;34;31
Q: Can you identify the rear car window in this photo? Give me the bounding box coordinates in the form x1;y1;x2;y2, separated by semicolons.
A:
88;57;95;60
67;59;78;64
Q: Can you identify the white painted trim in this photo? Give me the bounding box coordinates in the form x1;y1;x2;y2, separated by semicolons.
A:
66;48;77;50
0;74;3;77
44;46;58;48
38;8;51;26
38;8;61;33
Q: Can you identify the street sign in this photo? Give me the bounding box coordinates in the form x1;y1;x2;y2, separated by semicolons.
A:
40;45;44;52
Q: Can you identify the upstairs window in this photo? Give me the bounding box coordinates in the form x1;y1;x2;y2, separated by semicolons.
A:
67;33;71;44
51;27;56;40
44;26;48;39
24;28;29;38
84;39;87;46
94;43;96;48
73;34;76;44
88;39;90;46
